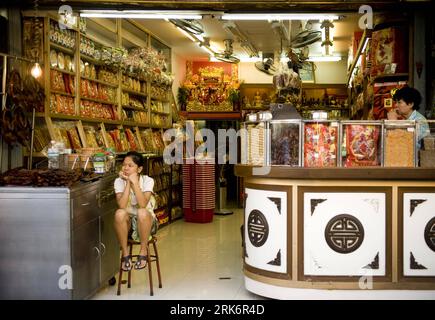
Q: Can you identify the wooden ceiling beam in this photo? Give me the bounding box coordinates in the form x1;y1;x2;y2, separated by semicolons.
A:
19;0;433;12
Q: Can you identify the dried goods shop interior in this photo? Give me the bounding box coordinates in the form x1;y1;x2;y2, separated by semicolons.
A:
0;1;434;300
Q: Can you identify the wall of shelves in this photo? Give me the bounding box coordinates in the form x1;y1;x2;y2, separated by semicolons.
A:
347;16;412;120
22;11;174;157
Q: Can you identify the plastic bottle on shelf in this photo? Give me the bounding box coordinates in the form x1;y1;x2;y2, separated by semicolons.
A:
47;140;60;169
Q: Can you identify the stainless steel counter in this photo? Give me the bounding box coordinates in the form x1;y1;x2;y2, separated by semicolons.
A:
0;174;119;299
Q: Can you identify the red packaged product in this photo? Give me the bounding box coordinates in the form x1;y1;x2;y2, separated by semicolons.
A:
372;81;407;120
125;128;138;150
344;124;380;167
303;123;337;167
370;26;408;77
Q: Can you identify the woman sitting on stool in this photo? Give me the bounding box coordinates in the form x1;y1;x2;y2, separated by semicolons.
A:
114;151;157;271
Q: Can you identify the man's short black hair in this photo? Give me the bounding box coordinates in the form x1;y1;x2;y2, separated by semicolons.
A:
393;86;422;110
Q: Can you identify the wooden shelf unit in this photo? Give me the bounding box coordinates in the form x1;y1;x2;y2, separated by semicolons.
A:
21;13;174;156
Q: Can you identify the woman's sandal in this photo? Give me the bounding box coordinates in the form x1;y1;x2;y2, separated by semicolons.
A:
121;255;132;272
134;255;148;270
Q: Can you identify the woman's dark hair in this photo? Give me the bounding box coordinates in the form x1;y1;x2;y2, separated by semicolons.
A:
125;151;144;168
393;86;421;110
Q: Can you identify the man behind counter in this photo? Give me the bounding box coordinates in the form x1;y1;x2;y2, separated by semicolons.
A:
387;86;430;148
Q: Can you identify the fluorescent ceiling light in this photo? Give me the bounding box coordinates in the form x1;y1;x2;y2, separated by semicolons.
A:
80;10;203;19
177;27;197;42
222;13;339;21
239;56;262;62
361;37;370;53
307;55;342;62
200;45;216;56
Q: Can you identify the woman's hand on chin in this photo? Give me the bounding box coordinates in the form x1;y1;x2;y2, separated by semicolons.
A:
128;172;140;186
119;171;129;180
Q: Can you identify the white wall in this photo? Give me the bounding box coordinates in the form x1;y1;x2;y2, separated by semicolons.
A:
171;50;187;104
238;60;348;85
313;60;348;84
238;62;274;84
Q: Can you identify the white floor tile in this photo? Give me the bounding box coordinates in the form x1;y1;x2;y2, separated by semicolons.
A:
92;207;264;300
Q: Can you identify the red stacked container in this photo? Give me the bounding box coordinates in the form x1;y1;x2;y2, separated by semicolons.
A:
182;158;215;223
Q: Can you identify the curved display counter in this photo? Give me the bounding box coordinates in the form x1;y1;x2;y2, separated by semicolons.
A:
235;165;435;299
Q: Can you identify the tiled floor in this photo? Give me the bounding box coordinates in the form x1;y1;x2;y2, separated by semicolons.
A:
92;207;265;300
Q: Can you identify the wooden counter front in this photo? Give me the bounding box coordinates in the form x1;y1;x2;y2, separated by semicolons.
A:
235;165;435;299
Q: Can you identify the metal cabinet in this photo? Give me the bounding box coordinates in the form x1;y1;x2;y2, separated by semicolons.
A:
72;218;101;300
0;174;119;300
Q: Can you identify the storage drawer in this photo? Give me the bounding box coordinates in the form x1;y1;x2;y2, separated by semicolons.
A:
72;185;99;229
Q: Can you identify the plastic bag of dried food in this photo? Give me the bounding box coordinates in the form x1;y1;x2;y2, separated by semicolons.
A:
271;123;300;166
67;127;82;150
344;124;380;167
83;126;99;148
304;123;337;167
125;128;138;151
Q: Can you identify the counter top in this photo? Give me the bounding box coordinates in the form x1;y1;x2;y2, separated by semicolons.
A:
235;165;435;180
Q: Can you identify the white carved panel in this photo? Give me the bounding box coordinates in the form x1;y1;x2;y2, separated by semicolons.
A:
403;193;435;276
304;192;386;276
244;188;287;274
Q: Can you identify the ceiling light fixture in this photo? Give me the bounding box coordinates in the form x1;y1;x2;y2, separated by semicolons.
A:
221;13;339;21
176;26;197;42
80;10;204;19
307;55;342;62
200;45;216;56
30;0;42;78
223;21;258;58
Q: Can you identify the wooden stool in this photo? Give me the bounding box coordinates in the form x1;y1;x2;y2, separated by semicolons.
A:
116;235;162;296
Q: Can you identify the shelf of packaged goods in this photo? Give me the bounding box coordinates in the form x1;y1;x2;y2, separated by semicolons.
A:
120;120;136;126
121;88;148;98
150;110;170;116
49;113;122;125
50;67;76;76
23;150;46;158
150;96;169;102
346;29;372;86
79;54;103;66
122;105;147;112
372;73;409;83
81;76;118;88
26;112;46;118
49;42;75;55
49;113;79;120
179;111;242;120
122;120;150;127
149;124;171;129
80;96;117;105
50;89;75;98
136;122;151;128
122;72;148;83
